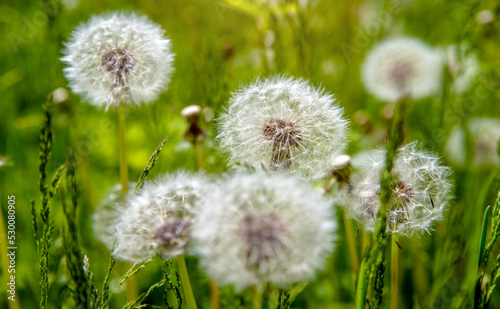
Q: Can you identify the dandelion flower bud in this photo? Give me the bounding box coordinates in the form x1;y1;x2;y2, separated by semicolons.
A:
217;76;349;179
62;12;175;110
349;142;452;236
93;172;209;262
192;171;336;290
362;37;443;103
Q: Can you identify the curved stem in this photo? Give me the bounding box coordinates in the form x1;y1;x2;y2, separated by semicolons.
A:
177;255;198;309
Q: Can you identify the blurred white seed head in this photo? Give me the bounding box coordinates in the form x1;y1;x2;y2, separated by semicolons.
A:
446;118;500;167
217;76;349;180
348;142;452;236
362;37;443;103
192;171;336;290
441;45;480;94
93;172;209;262
62;12;175;110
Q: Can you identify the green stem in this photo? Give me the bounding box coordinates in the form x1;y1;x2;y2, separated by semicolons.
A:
210;280;220;309
195;142;206;171
391;236;399;309
118;104;138;301
344;214;360;276
177;255;198;309
252;287;263;309
355;257;369;309
118;104;129;200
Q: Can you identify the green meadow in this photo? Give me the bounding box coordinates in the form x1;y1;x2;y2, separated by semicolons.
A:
1;0;500;308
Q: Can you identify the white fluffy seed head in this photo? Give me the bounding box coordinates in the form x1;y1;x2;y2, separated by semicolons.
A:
93;172;209;263
441;44;480;94
362;37;443;103
192;171;336;291
348;142;453;236
446;118;500;167
62;12;175;110
217;76;349;180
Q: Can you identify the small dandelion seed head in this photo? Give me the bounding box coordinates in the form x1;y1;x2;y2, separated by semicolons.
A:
446;118;500;167
192;171;336;291
348;142;453;236
440;44;480;94
93;172;210;262
217;75;349;180
62;12;175;109
361;37;442;103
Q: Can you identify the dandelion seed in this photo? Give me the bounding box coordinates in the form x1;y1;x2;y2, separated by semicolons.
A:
93;172;209;262
217;76;349;179
348;142;452;236
61;12;175;109
361;37;443;103
446;118;500;167
192;171;335;290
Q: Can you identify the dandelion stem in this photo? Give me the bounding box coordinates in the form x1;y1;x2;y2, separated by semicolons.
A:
252;287;263;309
176;255;198;309
344;214;360;275
195;142;206;171
118;103;138;301
391;235;399;309
210;280;220;309
118;103;129;200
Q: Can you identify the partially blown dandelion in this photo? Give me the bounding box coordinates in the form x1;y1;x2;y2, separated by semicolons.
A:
62;12;175;109
192;171;336;290
93;172;209;262
218;76;349;179
348;142;452;236
362;37;442;103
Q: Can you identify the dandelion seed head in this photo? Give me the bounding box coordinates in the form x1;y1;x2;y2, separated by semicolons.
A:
441;44;480;94
362;37;442;102
93;172;209;262
348;142;452;236
62;12;175;109
217;76;349;179
446;118;500;167
192;171;335;290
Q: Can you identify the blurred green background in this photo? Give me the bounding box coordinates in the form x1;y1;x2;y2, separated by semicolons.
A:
1;0;500;308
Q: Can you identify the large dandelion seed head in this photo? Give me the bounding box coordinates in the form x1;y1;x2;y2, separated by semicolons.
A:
93;172;209;262
217;76;349;180
361;37;443;103
348;142;452;236
62;12;175;109
192;171;336;290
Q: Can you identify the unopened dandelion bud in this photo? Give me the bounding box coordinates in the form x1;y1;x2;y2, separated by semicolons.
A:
182;105;205;144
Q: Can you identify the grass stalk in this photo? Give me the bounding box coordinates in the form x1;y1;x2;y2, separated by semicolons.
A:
176;255;198;309
391;235;399;309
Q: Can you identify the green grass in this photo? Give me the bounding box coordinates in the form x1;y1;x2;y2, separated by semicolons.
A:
1;0;500;308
